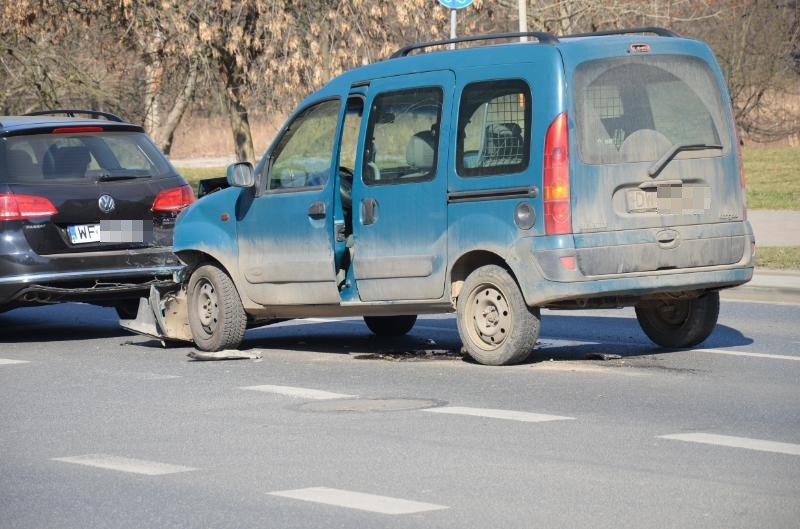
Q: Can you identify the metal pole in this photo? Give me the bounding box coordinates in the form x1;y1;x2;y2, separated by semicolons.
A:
519;0;527;41
450;9;457;49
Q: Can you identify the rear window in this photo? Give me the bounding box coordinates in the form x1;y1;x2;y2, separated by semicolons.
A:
0;131;174;183
574;55;731;165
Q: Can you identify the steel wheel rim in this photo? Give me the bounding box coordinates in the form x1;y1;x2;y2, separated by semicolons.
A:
196;279;219;335
656;301;690;326
465;283;512;351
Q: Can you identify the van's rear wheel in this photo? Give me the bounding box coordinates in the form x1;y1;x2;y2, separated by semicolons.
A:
364;315;417;336
187;264;246;351
635;292;719;348
456;265;540;366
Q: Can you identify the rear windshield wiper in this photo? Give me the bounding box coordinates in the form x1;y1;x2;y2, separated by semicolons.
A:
648;143;723;177
97;173;151;182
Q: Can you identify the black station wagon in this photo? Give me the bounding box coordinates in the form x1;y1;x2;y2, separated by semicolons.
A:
0;110;193;317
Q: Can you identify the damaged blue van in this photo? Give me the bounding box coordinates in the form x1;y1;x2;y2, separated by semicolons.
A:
128;28;754;366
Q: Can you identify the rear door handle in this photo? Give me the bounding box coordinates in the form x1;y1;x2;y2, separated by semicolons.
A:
308;201;326;219
361;198;378;225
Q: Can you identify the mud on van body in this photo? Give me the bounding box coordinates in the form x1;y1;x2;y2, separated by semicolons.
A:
130;28;753;366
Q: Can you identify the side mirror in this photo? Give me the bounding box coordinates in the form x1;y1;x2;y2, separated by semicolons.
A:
226;162;255;188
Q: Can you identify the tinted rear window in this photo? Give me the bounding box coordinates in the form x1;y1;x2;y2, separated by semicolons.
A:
0;131;174;183
574;55;731;164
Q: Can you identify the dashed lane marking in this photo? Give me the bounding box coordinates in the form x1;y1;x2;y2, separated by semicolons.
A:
240;384;355;400
659;433;800;456
52;454;198;475
694;348;800;362
268;487;448;515
423;406;575;423
0;358;29;365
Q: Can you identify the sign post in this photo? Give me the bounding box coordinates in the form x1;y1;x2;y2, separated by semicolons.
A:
437;0;474;49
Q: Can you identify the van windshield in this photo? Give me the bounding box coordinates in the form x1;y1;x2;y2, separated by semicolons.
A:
0;131;175;184
574;55;731;165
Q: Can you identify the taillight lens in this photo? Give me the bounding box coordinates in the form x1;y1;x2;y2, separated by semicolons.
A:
152;184;195;213
543;112;571;235
0;193;58;221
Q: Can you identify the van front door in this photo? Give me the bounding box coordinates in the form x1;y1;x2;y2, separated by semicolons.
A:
237;98;342;306
351;71;454;302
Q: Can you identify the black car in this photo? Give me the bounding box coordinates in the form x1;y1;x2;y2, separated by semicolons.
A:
0;110;193;317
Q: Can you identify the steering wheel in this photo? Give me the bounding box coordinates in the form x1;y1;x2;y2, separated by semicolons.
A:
339;166;354;210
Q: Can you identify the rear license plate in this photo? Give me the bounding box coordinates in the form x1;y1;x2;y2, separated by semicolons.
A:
626;189;658;213
67;223;101;244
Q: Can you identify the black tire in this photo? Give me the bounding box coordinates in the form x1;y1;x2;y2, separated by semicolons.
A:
113;299;141;320
364;315;417;337
635;291;720;348
187;264;246;351
456;265;540;366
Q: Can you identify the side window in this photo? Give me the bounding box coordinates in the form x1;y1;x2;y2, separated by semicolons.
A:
457;80;532;177
362;87;443;185
268;99;340;191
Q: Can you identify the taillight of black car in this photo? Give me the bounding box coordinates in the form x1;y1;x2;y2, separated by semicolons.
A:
152;184;195;213
0;192;58;221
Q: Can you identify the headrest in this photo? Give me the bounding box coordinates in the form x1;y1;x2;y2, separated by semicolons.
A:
405;131;435;170
6;150;36;176
52;146;91;177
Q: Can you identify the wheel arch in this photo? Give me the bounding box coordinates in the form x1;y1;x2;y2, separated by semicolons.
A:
449;250;521;302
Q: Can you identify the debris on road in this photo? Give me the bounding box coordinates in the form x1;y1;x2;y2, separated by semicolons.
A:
584;352;623;361
187;349;263;361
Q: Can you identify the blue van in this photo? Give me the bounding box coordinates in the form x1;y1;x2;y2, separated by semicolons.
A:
133;28;753;365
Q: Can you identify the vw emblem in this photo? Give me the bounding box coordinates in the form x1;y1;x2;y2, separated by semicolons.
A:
98;194;116;213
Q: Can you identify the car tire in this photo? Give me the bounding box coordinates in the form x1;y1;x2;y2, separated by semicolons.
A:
456;265;540;366
635;292;719;348
364;315;417;336
187;264;246;352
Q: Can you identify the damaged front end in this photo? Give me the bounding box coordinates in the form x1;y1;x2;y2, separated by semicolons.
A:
120;284;192;343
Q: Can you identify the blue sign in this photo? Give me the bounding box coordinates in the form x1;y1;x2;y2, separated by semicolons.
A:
437;0;473;9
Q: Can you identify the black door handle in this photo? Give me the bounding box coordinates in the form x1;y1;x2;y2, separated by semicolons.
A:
361;198;378;225
308;201;326;219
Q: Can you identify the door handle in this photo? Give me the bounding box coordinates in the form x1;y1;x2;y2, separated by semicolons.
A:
308;200;326;219
361;197;378;225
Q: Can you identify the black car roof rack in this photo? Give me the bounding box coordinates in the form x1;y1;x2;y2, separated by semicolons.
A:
391;26;678;59
391;31;559;58
562;26;679;39
25;109;126;123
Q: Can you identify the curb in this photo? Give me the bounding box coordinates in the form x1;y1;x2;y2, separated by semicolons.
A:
722;270;800;304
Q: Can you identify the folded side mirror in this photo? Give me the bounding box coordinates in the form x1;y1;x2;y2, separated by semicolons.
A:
226;162;255;188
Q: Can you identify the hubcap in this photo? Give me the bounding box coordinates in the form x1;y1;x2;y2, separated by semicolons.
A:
196;279;219;333
656;301;690;326
466;284;512;350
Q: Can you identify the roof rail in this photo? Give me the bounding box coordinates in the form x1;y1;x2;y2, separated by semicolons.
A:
561;26;679;39
391;31;559;59
25;109;125;123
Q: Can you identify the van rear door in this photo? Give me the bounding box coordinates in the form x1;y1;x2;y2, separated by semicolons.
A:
567;52;747;275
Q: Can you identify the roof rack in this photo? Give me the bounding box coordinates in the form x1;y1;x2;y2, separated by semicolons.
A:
391;31;559;58
561;26;678;39
25;109;125;123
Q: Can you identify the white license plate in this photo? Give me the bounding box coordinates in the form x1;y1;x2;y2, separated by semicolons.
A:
67;223;101;244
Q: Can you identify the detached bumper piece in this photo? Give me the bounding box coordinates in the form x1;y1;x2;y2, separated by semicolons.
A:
15;279;175;304
119;285;192;343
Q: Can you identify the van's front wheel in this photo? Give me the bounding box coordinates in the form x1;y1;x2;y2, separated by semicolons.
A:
456;265;540;366
635;292;719;348
187;264;246;352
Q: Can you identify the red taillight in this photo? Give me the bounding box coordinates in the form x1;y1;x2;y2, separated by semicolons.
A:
52;126;104;134
152;184;195;213
543;112;571;235
0;193;58;221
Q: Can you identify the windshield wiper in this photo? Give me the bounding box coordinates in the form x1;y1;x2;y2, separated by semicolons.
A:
97;173;150;182
648;143;723;177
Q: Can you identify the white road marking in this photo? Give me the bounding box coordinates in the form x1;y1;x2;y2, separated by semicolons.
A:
268;487;448;515
0;358;29;365
240;384;354;400
52;454;198;475
659;433;800;456
423;406;575;423
695;348;800;362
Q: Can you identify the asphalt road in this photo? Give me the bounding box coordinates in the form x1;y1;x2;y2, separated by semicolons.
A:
1;299;799;529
